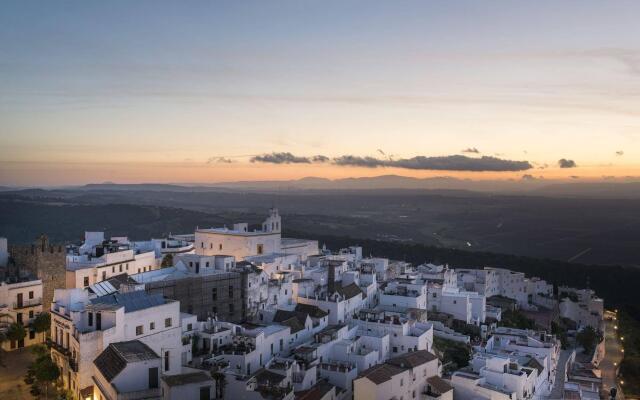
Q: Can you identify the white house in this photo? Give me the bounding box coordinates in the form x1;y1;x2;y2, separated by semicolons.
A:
0;277;44;350
354;350;449;400
50;288;185;399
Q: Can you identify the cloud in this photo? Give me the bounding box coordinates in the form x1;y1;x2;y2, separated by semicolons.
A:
332;155;383;168
570;175;580;179
558;158;577;168
461;147;480;154
311;155;330;163
377;149;386;156
251;152;532;171
251;152;312;164
616;150;624;156
521;174;536;181
334;154;532;172
207;157;234;164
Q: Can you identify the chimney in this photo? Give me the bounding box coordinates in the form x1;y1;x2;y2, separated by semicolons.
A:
328;263;336;294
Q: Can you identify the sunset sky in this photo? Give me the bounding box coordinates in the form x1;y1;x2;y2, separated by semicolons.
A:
1;1;640;186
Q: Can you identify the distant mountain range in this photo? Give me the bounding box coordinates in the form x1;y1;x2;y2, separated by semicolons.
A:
62;175;640;198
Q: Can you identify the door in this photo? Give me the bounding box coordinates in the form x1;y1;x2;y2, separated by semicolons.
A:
96;313;102;330
16;293;23;308
199;386;211;400
148;367;159;388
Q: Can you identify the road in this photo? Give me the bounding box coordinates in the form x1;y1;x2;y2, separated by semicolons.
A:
601;312;624;400
548;349;572;399
0;347;35;400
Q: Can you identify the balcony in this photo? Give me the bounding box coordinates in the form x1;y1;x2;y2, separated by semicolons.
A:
13;298;43;309
47;339;71;357
422;389;443;400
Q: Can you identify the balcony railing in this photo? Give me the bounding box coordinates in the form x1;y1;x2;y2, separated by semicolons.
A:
13;298;43;309
47;339;71;357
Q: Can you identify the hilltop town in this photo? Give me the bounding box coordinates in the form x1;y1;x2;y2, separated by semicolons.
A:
0;209;620;400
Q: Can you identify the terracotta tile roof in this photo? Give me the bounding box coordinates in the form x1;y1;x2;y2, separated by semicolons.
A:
386;350;438;369
426;376;453;394
357;363;405;384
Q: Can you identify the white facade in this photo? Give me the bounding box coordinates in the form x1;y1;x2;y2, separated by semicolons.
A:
66;232;160;289
354;350;447;400
195;208;282;260
50;288;185;399
0;278;44;350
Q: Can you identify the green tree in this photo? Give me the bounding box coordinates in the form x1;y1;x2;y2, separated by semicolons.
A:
26;345;60;400
576;326;601;355
31;312;51;343
161;253;174;268
6;322;26;344
211;371;226;399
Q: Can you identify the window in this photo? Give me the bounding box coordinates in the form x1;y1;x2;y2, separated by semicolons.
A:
201;242;204;249
88;313;93;327
257;244;264;255
150;322;155;330
212;288;217;301
219;244;222;251
206;262;210;268
29;330;35;339
164;351;170;371
83;277;89;287
228;285;233;298
112;266;115;273
210;243;213;249
136;325;144;335
102;271;106;281
29;291;34;299
400;378;403;386
165;318;172;328
229;303;234;313
119;264;122;272
187;323;192;331
29;310;34;318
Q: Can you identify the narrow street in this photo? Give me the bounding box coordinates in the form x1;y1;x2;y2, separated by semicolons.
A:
601;312;624;399
548;349;572;399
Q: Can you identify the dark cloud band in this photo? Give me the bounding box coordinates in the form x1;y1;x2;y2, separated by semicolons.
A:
252;152;532;172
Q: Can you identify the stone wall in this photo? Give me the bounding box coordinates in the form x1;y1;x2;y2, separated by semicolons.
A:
9;235;66;310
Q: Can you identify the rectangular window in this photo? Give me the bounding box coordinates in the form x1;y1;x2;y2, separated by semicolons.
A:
88;312;93;326
119;265;122;272
187;323;193;331
29;291;34;299
229;303;234;313
150;322;155;330
228;286;233;298
83;277;89;287
29;330;35;339
112;266;114;273
164;351;170;371
212;288;217;301
219;244;222;251
29;310;34;318
136;325;144;335
102;271;106;281
165;318;172;328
